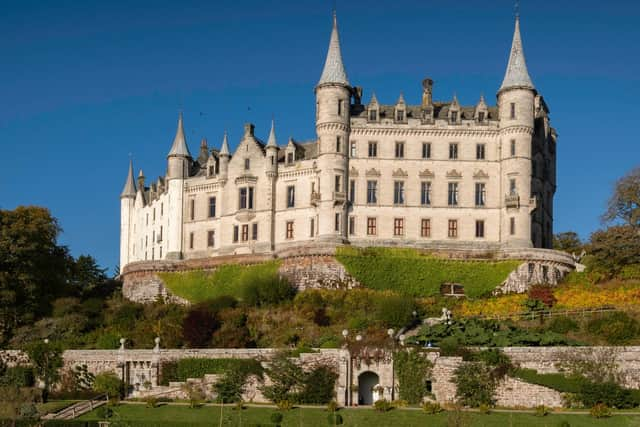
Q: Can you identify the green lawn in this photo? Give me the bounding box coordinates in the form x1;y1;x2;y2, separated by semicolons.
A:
77;403;640;427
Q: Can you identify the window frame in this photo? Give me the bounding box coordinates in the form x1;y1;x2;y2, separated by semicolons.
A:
449;143;458;160
393;181;405;205
286;221;294;240
366;217;377;236
208;196;217;218
393;218;405;236
421;218;431;238
448;219;458;238
207;230;215;247
448;182;459;206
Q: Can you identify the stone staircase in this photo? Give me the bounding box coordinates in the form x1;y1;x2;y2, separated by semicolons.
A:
42;394;108;420
134;374;220;400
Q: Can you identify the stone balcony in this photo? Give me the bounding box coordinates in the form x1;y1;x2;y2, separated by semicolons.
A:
505;193;520;208
333;191;346;205
310;192;321;206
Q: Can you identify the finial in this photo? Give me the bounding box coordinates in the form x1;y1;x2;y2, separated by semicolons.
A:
515;0;520;19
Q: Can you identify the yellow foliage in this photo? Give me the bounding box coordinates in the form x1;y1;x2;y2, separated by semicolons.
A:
457;294;526;317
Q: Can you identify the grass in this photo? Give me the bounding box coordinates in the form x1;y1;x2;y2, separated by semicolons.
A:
37;400;79;416
159;261;280;303
76;403;640;427
336;247;520;298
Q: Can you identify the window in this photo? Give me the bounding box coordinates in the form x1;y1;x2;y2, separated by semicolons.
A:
336;136;342;153
153;209;156;221
286;221;294;239
158;226;163;242
233;225;239;243
395;142;404;158
287;152;294;164
367;217;377;235
510;139;516;156
448;182;459;206
159;247;163;259
244;158;250;170
393;181;405;205
422;143;431;159
145;236;148;248
241;224;249;241
334;175;341;193
335;213;340;232
287;186;295;208
509;179;517;195
510;217;516;235
350;142;356;158
420;182;431;206
421;219;431;237
369;109;377;121
338;99;343;116
367;180;378;204
510;103;516;119
239;187;255;210
207;230;215;247
152;248;154;260
349;179;355;203
368;142;377;158
161;203;163;216
451;111;458;123
349;216;355;235
448;220;458;238
239;188;247;209
394;218;404;236
248;187;254;209
146;214;148;225
208;197;216;217
396;109;405;121
475;220;485;238
189;232;194;249
476;144;485;160
478;111;485;122
449;143;458;159
310;218;315;237
475;183;486;206
190;199;195;220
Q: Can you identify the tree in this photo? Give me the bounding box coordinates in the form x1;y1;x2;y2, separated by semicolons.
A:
587;226;640;275
93;372;123;404
68;255;108;297
552;231;583;254
182;304;219;348
603;166;640;227
25;340;63;402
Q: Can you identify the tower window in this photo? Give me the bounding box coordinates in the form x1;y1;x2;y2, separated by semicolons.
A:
189;232;194;249
422;142;431;159
367;180;378;204
395;142;404;158
478;111;485;122
207;230;215;247
368;142;377;158
233;225;239;243
338;99;343;116
286;221;294;239
239;187;255;210
190;199;195;220
287;152;294;164
393;218;404;236
208;197;216;218
367;217;377;235
448;220;458;238
448;182;459;206
350;142;356;158
450;111;458;123
476;220;485;238
287;186;295;208
509;179;517;196
449;143;458;159
476;144;486;160
335;175;341;193
336;136;342;153
510;103;516;119
310;218;315;237
510;140;516;156
241;224;249;241
396;110;405;122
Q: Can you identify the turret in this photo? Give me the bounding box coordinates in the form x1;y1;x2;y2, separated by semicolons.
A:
167;112;191;179
120;159;136;269
498;15;537;248
265;119;279;176
315;11;351;242
219;131;230;180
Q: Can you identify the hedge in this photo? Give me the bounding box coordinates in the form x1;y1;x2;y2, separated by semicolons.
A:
513;368;587;394
336;247;519;298
159;261;281;304
161;358;263;383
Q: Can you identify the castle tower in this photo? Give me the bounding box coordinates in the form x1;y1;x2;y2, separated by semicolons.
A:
120;159;136;269
315;11;351;242
219;131;230;180
265;120;279;250
166;112;191;259
498;16;536;248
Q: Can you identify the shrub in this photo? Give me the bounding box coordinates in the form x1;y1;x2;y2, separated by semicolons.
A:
92;372;123;403
159;361;178;385
453;362;496;407
422;401;443;414
586;312;639;344
145;397;158;408
326;401;338;412
589;403;612;418
392;399;408;408
547;316;579;334
394;350;433;404
276;400;293;411
298;365;338;405
374;294;417;329
182;382;205;408
174;358;263;383
182;304;219;348
0;366;35;387
327;413;343;425
373;399;393;412
19;403;38;419
240;273;295;307
213;362;264;403
270;412;284;423
528;285;557;308
478;403;491;414
96;406;113;419
577;381;637;409
534;405;550;416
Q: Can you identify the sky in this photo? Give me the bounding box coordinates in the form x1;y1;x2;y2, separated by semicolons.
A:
1;0;639;273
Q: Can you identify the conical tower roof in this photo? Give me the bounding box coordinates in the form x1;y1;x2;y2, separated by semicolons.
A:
318;12;349;86
500;17;535;92
120;159;136;198
369;92;379;105
167;112;191;158
220;131;230;156
266;120;278;148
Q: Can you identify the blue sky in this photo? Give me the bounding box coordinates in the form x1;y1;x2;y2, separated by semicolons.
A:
1;0;639;272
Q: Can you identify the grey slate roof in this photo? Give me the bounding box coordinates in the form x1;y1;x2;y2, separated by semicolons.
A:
266;120;278;148
351;102;499;121
500;17;535;92
167;112;192;158
120;159;136;198
219;132;230;156
318;12;349;86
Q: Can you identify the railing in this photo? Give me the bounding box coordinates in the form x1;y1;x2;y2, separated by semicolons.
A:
43;393;108;420
470;306;620;322
333;191;346;204
505;193;520;208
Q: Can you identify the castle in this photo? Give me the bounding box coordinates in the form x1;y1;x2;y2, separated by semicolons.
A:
119;12;557;271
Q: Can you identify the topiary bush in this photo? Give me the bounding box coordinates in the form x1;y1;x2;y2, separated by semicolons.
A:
373;399;393;412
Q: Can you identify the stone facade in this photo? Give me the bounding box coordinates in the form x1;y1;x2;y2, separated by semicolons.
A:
119;14;558;273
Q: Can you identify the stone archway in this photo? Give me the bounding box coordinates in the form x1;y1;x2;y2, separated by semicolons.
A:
358;371;380;405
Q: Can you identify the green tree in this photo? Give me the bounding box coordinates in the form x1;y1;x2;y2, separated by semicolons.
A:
68;255;108;297
603;166;640;227
260;352;304;403
93;372;124;404
25;340;63;402
394;350;433;404
552;231;583;254
587;226;640;275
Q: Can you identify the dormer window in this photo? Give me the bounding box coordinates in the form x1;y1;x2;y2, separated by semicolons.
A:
368;109;378;122
450;111;458;123
478;112;485;122
287;152;294;164
396;109;405;122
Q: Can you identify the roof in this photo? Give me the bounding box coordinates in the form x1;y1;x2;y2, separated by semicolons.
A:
351;102;499;121
120;159;136;198
167;112;192;158
318;12;349;87
266;119;278;148
500;17;535;92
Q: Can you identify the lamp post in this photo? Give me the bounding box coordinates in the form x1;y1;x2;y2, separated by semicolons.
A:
342;329;350;406
387;328;395;401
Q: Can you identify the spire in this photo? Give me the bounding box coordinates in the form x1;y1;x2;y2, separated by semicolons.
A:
369;92;379;105
477;94;487;108
396;93;406;105
499;16;535;92
167;112;191;158
220;131;230;156
120;159;136;198
266;119;278;148
197;137;209;164
317;11;349;86
451;93;460;107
